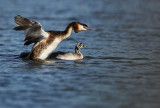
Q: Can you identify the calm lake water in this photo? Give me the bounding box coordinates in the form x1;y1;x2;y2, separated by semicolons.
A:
0;0;160;108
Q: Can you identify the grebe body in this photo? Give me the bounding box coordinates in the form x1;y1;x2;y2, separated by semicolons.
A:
51;43;86;60
14;15;93;60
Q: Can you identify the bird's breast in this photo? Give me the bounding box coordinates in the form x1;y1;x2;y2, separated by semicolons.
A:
37;38;62;60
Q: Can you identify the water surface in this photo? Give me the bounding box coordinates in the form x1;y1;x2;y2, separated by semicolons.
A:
0;0;160;108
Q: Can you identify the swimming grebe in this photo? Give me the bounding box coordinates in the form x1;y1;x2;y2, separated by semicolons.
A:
50;43;86;60
14;15;94;60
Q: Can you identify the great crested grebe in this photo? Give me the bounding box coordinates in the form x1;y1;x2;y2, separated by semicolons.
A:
50;43;86;60
14;15;94;60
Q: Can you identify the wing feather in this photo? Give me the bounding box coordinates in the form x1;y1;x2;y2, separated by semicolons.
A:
24;25;49;45
14;15;49;45
14;15;40;26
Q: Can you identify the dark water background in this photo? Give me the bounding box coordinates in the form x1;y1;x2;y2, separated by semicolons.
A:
0;0;160;108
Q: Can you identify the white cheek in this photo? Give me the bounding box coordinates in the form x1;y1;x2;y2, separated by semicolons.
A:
79;25;87;31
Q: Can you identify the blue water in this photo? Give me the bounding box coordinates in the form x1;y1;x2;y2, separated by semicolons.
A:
0;0;160;108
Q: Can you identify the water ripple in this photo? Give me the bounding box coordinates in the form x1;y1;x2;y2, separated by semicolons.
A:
0;0;160;108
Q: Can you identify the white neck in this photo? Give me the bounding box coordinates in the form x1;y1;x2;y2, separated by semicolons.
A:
63;26;73;40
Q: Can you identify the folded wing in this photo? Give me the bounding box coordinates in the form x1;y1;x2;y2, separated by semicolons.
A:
14;15;49;45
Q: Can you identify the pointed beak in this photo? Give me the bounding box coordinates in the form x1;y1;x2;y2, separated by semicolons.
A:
83;45;87;48
86;27;94;30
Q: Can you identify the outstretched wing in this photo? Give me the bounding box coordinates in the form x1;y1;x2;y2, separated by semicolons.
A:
13;15;49;45
14;15;40;26
23;25;49;45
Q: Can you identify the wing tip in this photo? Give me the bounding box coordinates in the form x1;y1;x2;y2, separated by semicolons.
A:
13;26;30;31
14;15;41;26
15;15;21;18
14;15;23;21
24;41;31;46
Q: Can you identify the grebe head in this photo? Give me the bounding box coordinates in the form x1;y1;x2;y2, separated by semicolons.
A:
76;43;86;49
74;22;94;33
